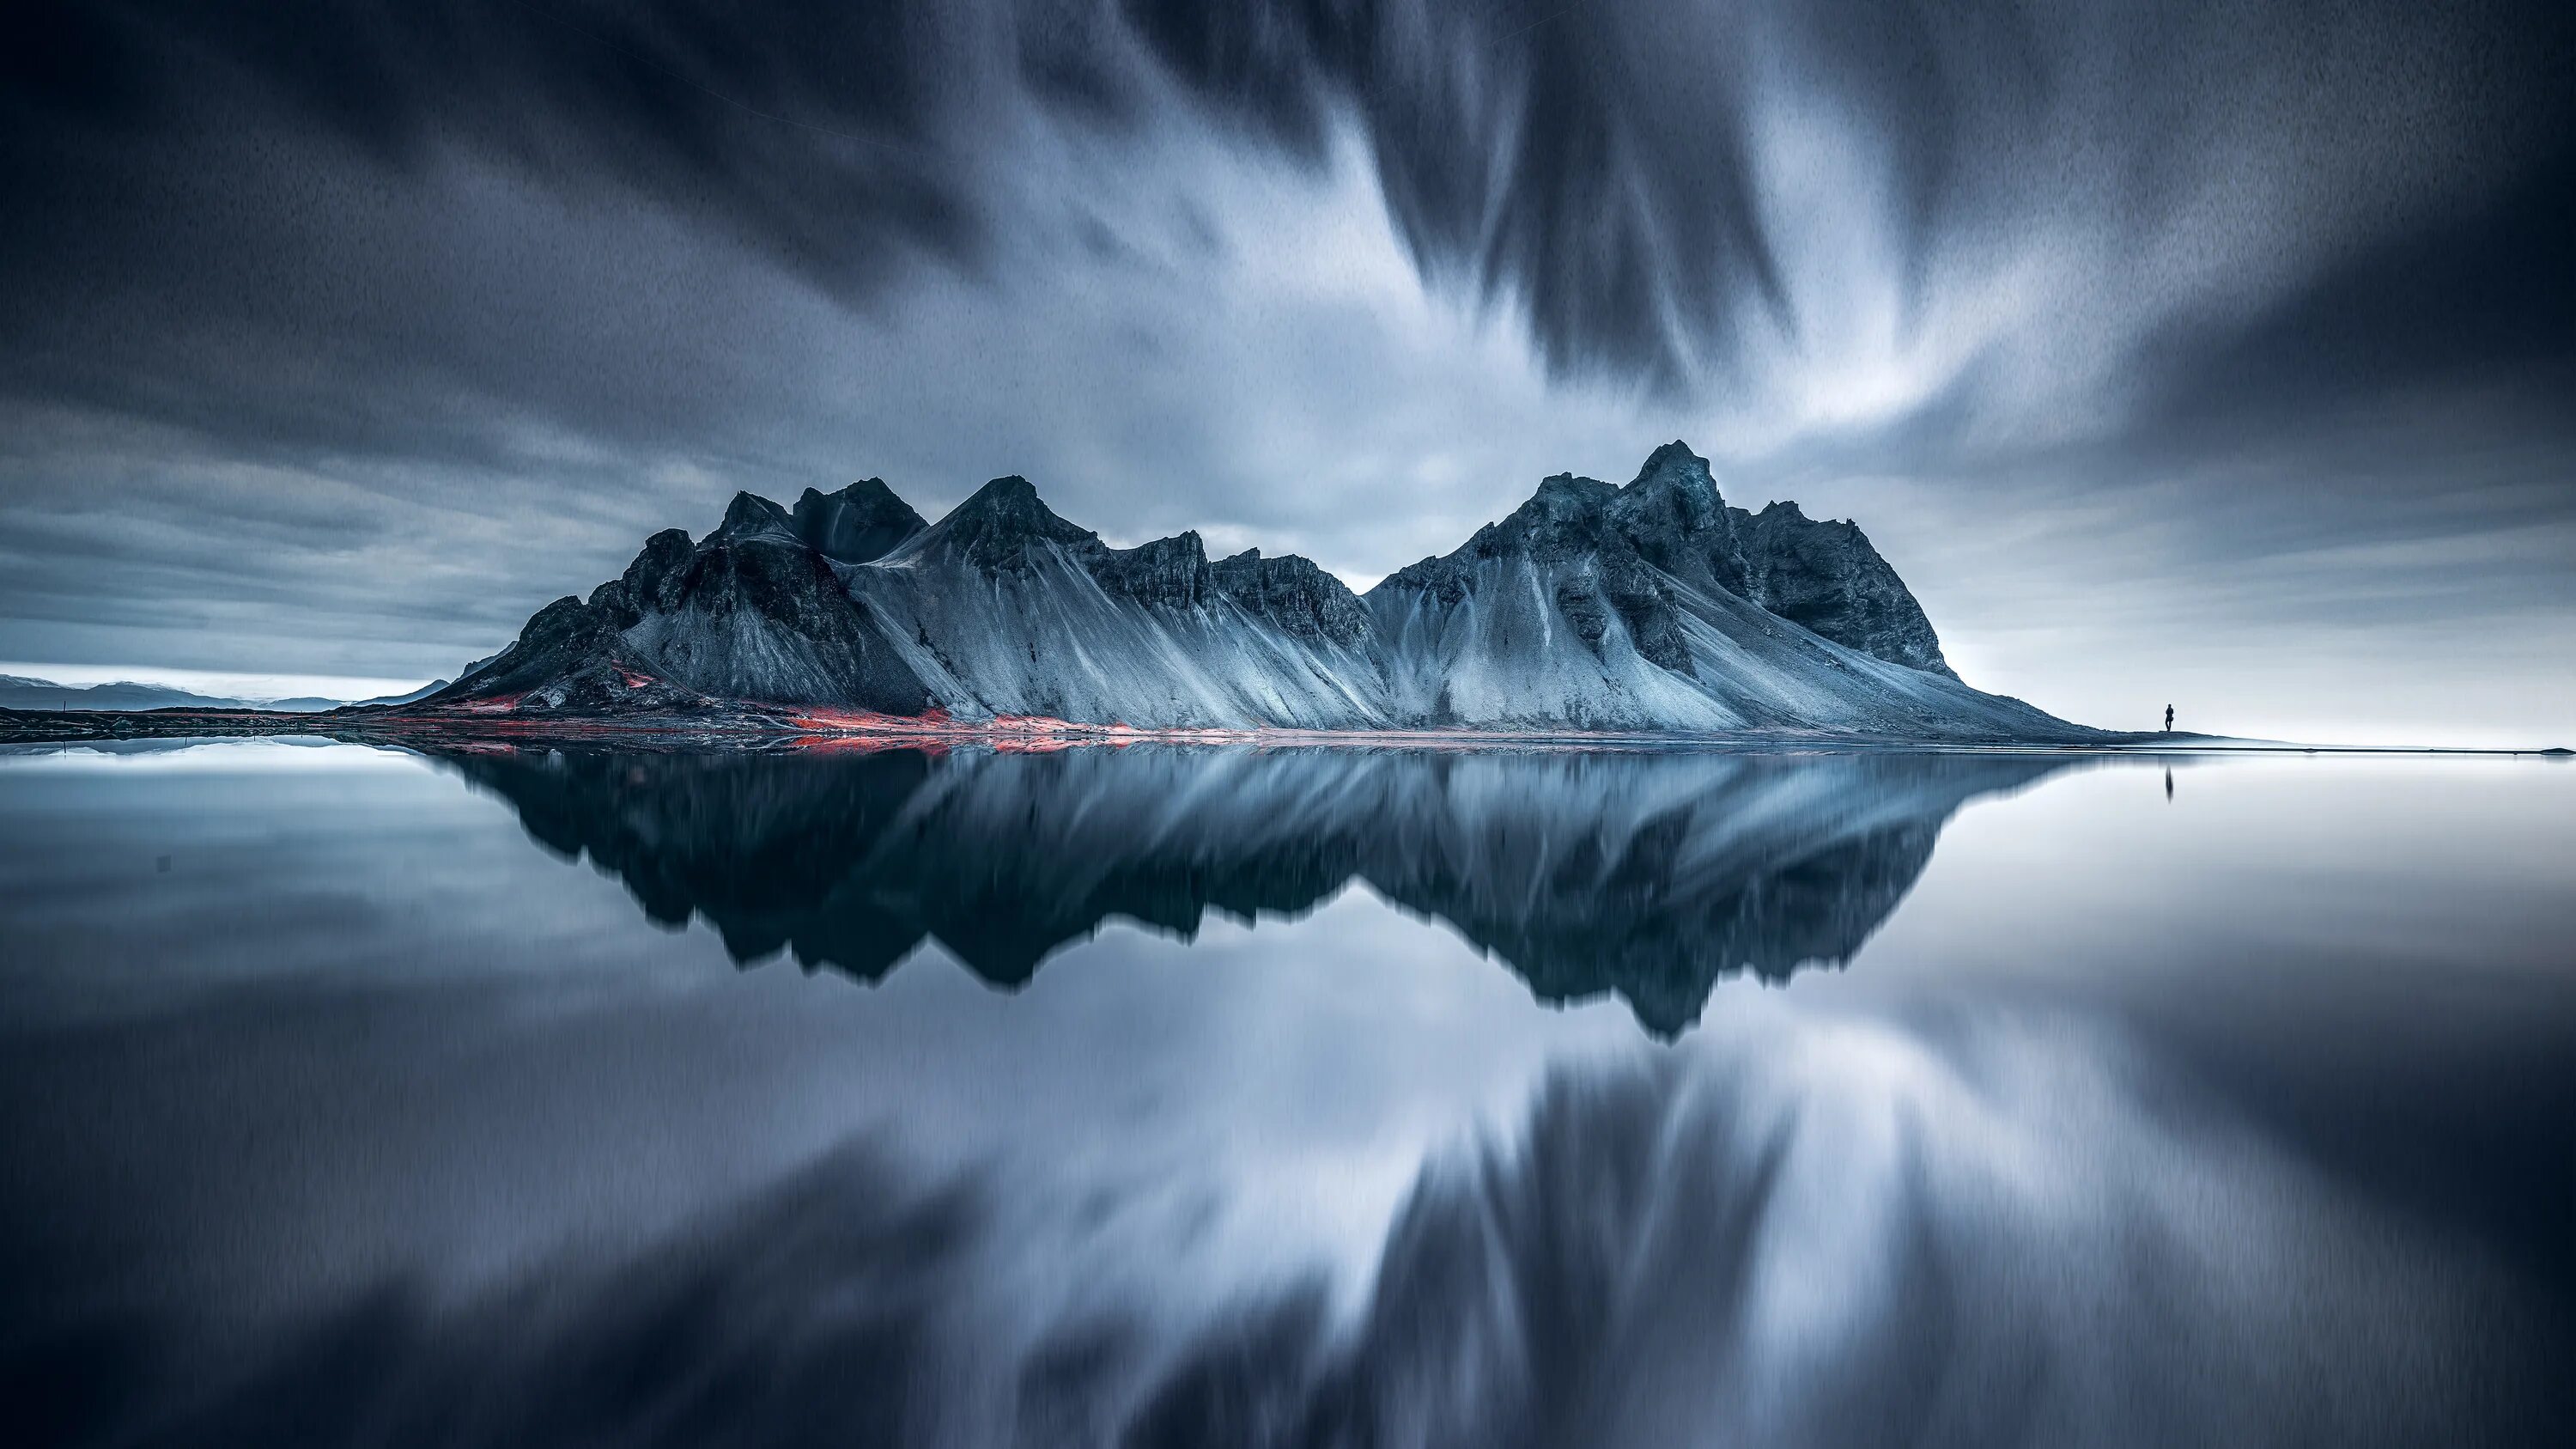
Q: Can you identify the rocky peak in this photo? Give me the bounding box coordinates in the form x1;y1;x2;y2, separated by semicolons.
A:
1372;474;1619;603
590;527;698;626
712;491;800;547
1089;531;1213;610
1609;441;1744;594
1212;548;1374;648
793;478;926;563
1534;472;1615;508
1619;441;1722;508
1477;473;1617;561
1631;439;1707;480
1363;441;1959;679
1370;466;1696;673
926;476;1099;572
595;531;690;621
1528;472;1616;520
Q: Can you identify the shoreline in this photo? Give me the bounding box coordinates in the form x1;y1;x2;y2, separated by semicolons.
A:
1;705;2564;757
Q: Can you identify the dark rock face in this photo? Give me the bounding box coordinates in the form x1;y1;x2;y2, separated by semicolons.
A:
433;595;622;699
917;475;1097;574
634;532;928;709
426;593;706;715
1596;550;1696;673
1381;471;1701;673
1089;532;1214;610
1387;474;1623;583
1607;441;1749;596
1212;549;1374;648
440;496;932;714
709;491;800;547
1735;502;1953;677
590;528;696;626
793;478;926;564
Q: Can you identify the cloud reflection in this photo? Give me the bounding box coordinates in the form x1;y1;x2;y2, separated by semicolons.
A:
20;1004;2556;1447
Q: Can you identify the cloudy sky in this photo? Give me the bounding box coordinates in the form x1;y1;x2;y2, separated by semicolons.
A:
3;0;2569;743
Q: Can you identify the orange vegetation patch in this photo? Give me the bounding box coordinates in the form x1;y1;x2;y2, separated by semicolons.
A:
772;707;1297;752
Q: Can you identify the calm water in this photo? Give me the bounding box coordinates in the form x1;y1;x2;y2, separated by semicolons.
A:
2;740;2571;1446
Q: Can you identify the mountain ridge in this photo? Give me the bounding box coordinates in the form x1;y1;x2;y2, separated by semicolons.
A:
0;674;443;713
432;442;2089;740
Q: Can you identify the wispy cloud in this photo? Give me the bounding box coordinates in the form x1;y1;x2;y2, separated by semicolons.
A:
1;1;2568;734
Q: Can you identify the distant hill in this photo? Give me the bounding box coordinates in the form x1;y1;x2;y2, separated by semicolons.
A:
0;673;439;714
0;675;267;712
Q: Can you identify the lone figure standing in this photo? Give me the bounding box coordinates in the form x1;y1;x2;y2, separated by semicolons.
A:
2164;703;2175;733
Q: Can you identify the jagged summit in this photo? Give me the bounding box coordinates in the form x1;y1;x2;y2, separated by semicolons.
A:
712;491;799;546
1091;530;1213;610
1630;438;1710;479
793;478;924;563
1611;442;1747;596
902;474;1097;572
1212;548;1373;648
432;447;2081;738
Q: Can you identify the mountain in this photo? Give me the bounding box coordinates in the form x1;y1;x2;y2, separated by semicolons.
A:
441;743;2075;1035
431;446;2090;739
2;676;234;711
0;674;335;713
0;673;439;714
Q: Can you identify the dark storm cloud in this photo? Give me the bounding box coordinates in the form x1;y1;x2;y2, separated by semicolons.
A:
3;0;983;289
9;0;2565;457
1119;0;2576;419
0;0;1000;464
2136;141;2576;442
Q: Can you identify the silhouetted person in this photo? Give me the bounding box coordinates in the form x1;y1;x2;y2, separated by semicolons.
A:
2164;703;2174;733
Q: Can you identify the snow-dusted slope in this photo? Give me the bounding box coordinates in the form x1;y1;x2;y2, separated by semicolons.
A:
435;443;2091;739
1361;444;2061;734
843;477;1392;728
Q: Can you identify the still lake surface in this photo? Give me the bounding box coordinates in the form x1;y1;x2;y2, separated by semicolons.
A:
2;739;2571;1446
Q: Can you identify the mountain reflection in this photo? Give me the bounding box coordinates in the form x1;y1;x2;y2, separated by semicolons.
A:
440;745;2069;1034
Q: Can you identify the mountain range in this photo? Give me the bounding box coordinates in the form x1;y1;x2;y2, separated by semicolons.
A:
430;442;2088;739
0;674;448;714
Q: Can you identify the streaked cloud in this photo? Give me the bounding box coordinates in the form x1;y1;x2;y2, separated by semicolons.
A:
1;0;2567;738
